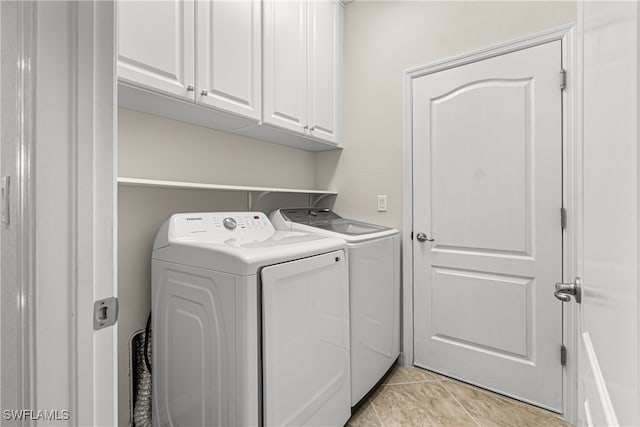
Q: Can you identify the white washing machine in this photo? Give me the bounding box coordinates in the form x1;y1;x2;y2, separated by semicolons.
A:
151;212;351;427
270;208;400;406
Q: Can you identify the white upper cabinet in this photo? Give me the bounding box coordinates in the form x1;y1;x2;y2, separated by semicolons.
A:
308;0;342;144
117;0;195;101
263;0;308;134
117;0;260;120
263;0;343;145
196;0;261;120
117;0;344;151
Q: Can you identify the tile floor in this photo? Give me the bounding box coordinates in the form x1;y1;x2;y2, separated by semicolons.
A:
346;365;571;427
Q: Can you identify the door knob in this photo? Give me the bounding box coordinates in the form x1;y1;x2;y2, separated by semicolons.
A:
416;233;434;242
554;277;582;303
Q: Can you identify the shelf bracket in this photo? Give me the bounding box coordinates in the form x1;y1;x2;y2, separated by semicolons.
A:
247;191;272;210
310;193;333;208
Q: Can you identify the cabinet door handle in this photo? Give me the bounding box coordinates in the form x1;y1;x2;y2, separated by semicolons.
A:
309;126;316;131
200;89;208;96
186;84;194;92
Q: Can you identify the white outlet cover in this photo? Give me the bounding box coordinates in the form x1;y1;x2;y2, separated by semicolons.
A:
377;195;387;212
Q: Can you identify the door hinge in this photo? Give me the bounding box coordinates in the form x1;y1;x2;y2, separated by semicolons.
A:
561;207;567;229
94;297;118;330
561;344;567;366
410;231;414;240
560;69;567;90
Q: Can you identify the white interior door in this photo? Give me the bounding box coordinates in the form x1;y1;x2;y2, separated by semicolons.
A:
412;41;563;411
577;2;639;425
261;250;350;427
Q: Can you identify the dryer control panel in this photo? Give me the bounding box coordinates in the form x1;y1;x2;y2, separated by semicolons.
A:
168;212;275;245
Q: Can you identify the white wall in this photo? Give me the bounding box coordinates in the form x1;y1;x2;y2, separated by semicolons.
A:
117;109;320;426
316;0;577;231
119;109;317;188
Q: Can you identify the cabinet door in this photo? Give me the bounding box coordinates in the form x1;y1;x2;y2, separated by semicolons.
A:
263;0;308;134
308;0;342;145
196;0;261;120
117;0;195;100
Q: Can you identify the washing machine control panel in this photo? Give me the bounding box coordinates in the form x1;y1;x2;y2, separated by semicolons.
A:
169;212;275;244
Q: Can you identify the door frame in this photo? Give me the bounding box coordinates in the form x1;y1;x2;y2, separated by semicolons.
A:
402;24;577;423
1;1;118;424
1;0;37;414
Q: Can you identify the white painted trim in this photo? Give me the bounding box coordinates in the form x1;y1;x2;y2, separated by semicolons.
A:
74;2;118;424
638;11;640;427
574;3;588;425
400;69;414;366
560;24;579;427
581;333;620;426
636;3;640;423
402;24;577;422
28;1;117;424
584;400;594;427
18;1;37;411
405;24;575;79
1;0;38;412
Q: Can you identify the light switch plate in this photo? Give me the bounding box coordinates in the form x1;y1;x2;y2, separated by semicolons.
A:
377;195;387;212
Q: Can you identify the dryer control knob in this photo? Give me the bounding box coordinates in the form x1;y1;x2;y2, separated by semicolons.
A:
223;217;237;230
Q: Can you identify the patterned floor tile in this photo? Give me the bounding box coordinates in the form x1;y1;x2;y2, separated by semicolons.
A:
383;365;439;385
371;382;477;427
439;379;569;427
346;401;382;427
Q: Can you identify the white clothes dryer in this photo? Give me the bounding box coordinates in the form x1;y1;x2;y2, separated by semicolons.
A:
270;208;400;406
151;212;350;427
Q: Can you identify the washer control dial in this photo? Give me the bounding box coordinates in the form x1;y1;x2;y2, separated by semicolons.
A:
223;217;237;230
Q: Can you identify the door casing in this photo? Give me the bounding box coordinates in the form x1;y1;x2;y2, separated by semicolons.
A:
0;1;118;424
0;0;36;414
402;24;577;424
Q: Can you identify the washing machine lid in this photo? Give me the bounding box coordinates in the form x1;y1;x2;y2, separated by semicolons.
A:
274;208;398;242
152;212;346;275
